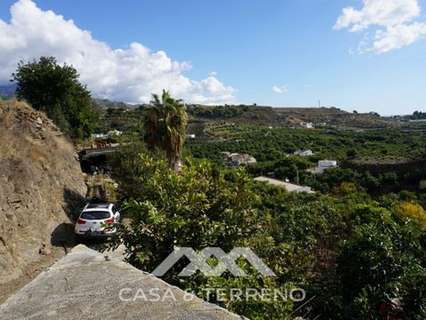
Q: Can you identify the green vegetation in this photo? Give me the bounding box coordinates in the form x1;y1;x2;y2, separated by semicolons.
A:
188;104;251;119
143;90;188;171
189;123;426;163
12;56;99;139
85;174;118;203
13;56;423;318
188;124;426;194
106;99;426;319
112;143;426;319
94;106;144;133
409;110;426;120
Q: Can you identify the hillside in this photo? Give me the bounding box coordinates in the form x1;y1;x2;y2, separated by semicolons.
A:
93;99;395;133
187;105;392;128
0;101;86;302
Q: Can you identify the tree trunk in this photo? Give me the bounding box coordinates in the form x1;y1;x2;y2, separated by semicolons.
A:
168;154;182;172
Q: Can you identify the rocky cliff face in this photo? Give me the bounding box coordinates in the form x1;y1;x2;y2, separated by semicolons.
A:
0;100;86;301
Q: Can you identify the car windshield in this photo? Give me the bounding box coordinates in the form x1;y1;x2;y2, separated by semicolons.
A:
80;211;111;220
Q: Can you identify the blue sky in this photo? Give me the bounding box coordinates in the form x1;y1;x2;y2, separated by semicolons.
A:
0;0;425;115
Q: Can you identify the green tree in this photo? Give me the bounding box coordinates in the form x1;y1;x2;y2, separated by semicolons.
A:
309;200;426;320
111;145;305;319
143;90;188;171
346;149;357;159
12;56;98;139
337;221;425;319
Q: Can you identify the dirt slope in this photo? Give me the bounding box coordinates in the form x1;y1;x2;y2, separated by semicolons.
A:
0;100;86;302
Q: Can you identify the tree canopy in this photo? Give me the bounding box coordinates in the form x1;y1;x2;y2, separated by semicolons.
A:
12;56;98;139
143;90;188;170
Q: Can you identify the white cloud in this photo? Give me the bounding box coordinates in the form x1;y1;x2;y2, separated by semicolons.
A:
272;85;288;94
334;0;420;31
334;0;426;53
0;0;235;104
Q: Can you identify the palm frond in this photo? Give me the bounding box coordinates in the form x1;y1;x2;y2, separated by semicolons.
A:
143;90;188;171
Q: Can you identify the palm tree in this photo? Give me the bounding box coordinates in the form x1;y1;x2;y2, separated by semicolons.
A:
143;90;188;171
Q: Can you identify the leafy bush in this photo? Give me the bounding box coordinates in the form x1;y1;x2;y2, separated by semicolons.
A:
395;201;426;229
336;220;425;319
111;143;426;319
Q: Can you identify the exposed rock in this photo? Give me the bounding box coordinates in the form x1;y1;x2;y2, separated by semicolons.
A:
0;245;244;320
0;100;86;302
38;243;51;256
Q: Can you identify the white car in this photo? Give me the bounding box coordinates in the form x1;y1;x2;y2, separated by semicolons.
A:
74;202;120;239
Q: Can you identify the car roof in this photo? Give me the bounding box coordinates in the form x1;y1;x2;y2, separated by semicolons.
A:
84;202;113;210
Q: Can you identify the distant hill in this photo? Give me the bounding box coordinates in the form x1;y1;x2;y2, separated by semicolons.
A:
94;99;396;130
0;84;17;98
186;104;393;128
92;98;137;109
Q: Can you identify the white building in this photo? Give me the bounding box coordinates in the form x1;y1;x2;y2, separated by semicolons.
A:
91;130;123;140
300;122;314;129
222;152;257;167
318;160;337;170
293;149;314;157
107;130;122;137
91;133;107;139
309;160;338;174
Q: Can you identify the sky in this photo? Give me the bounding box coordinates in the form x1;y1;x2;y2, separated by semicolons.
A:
0;0;425;115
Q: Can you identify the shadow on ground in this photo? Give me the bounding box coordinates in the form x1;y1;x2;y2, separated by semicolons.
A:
50;223;113;253
79;238;112;253
49;188;87;251
50;223;76;251
63;188;86;222
51;188;117;253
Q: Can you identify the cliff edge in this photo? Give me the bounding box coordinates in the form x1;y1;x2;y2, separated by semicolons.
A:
0;100;86;302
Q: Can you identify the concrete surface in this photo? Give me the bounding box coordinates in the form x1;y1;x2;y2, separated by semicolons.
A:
0;245;243;320
254;176;314;193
